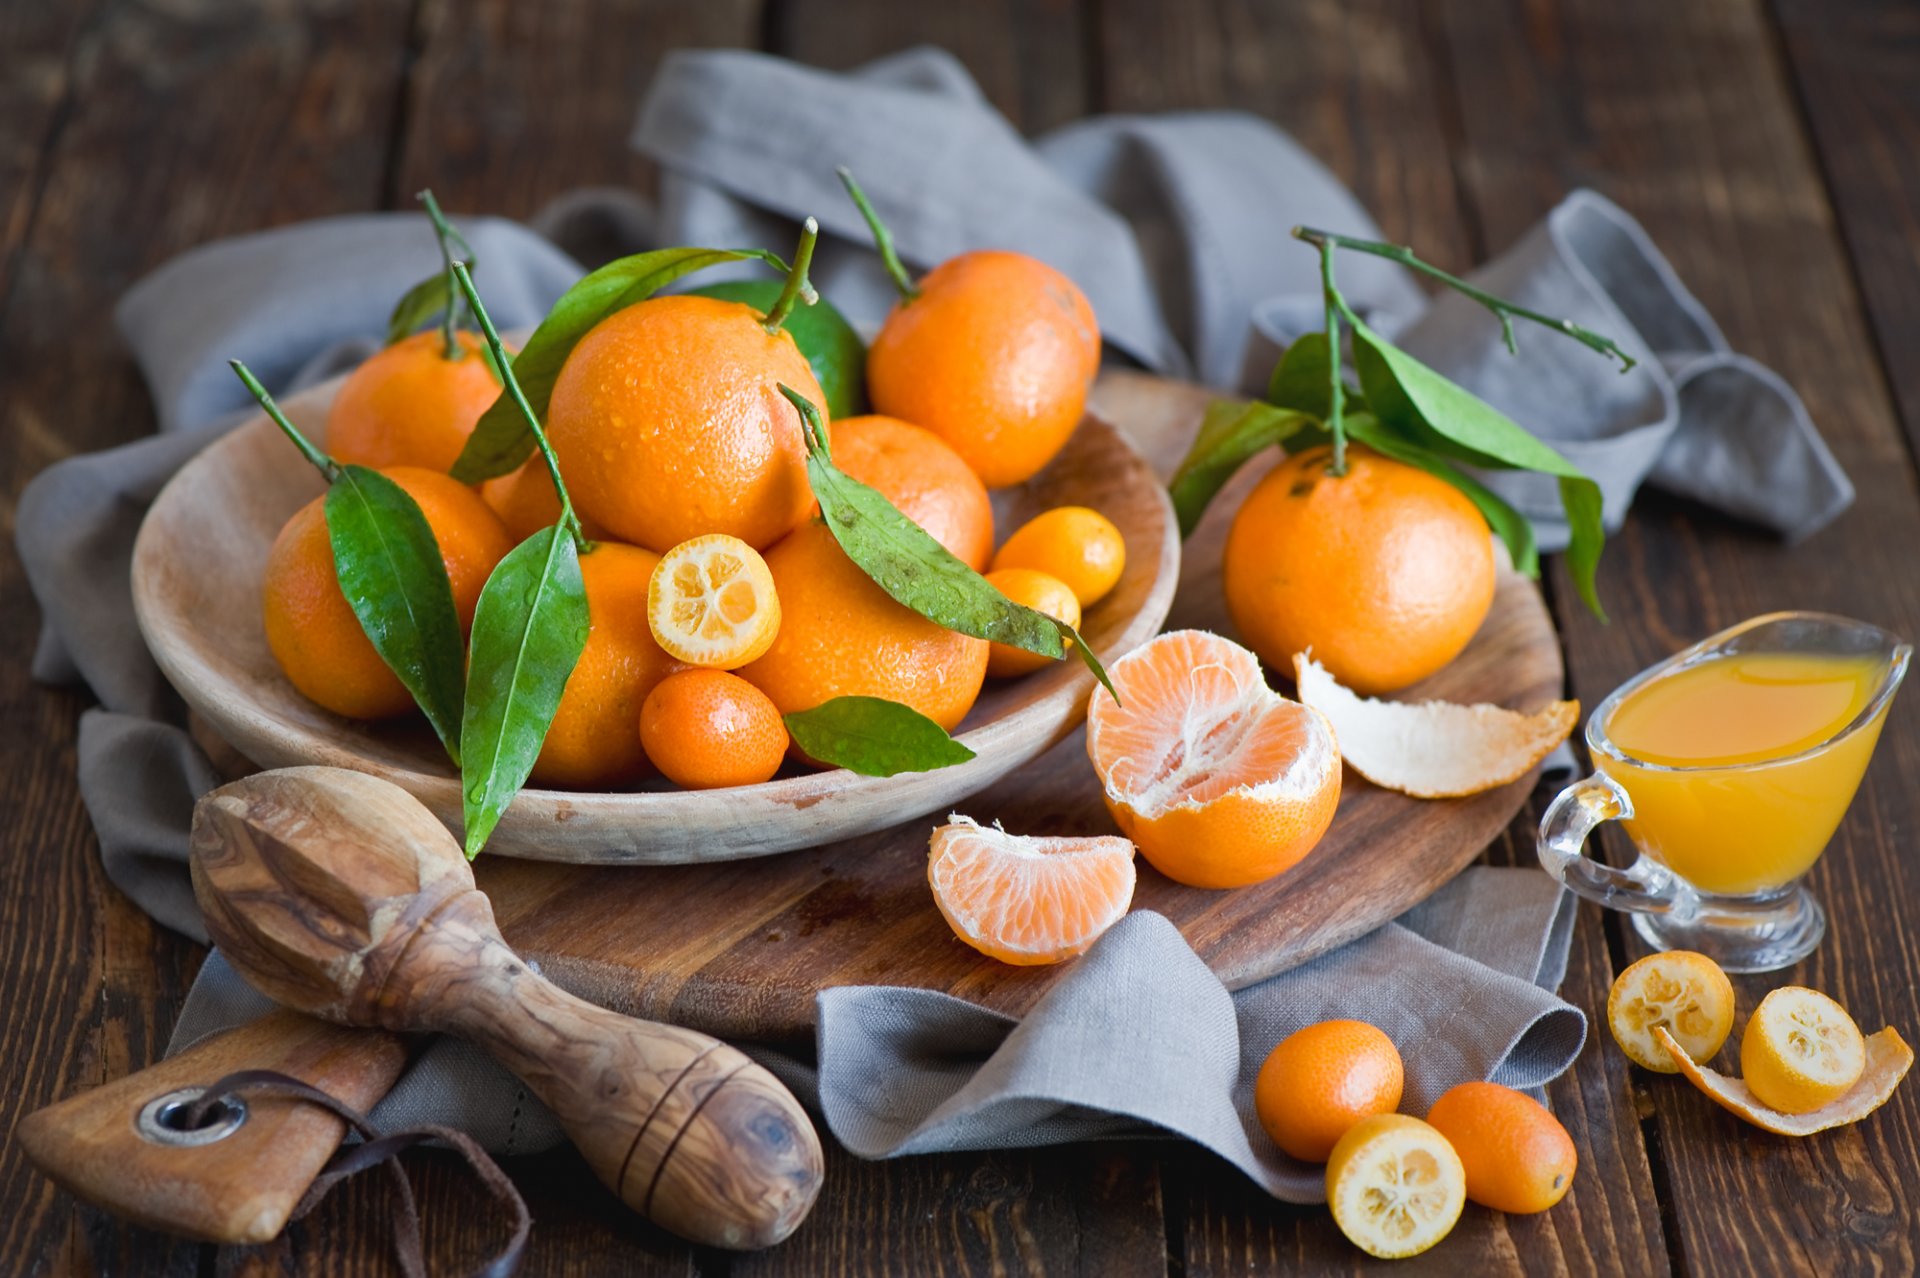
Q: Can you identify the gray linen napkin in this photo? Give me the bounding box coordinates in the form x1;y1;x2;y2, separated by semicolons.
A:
16;46;1843;1199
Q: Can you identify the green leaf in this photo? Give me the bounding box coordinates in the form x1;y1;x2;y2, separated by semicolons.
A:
1341;413;1540;578
385;272;454;347
323;466;466;764
782;696;977;777
450;246;788;482
1168;399;1314;538
783;385;1119;698
458;526;590;857
1262;332;1350;419
1346;314;1605;617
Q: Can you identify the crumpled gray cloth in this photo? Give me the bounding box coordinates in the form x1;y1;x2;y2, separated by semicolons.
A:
20;44;1845;1199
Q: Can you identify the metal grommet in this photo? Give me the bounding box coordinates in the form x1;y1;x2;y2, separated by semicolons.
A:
136;1087;249;1147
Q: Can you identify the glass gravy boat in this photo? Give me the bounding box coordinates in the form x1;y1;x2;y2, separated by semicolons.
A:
1538;612;1908;972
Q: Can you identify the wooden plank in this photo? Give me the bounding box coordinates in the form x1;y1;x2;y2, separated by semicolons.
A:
0;0;415;1273
1093;0;1670;1273
0;0;102;308
775;0;1090;134
1434;0;1920;1274
1771;0;1920;464
392;0;764;218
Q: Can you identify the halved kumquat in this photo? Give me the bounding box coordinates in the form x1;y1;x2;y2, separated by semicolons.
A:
647;534;782;669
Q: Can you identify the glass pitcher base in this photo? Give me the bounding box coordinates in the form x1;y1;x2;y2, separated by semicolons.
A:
1631;886;1827;973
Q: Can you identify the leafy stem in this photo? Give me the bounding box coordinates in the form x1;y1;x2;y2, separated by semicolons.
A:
837;166;919;302
762;217;820;334
1291;225;1638;372
1317;239;1349;475
229;359;338;480
450;262;587;552
418;189;477;360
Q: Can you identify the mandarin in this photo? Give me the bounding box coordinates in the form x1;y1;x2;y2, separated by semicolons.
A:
739;519;987;734
1223;444;1495;695
991;505;1125;607
867;250;1099;489
530;542;683;789
262;466;511;720
327;331;501;473
1425;1082;1576;1214
1255;1020;1405;1163
983;568;1079;678
639;669;787;790
1085;630;1340;888
545;294;826;553
832;414;994;570
480;456;607;543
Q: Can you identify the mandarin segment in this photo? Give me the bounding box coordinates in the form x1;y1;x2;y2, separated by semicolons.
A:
1605;950;1736;1073
262;466;511;721
1085;630;1340;888
1254;1020;1405;1163
531;542;683;789
1224;444;1495;695
740;520;988;735
639;669;788;790
867;250;1100;489
646;534;782;669
927;816;1136;965
546;294;825;553
326;331;502;474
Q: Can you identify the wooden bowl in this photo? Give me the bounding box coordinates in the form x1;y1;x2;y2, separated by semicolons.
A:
131;372;1180;864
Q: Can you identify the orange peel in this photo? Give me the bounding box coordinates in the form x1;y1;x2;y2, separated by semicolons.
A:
1292;653;1577;798
1654;1025;1913;1136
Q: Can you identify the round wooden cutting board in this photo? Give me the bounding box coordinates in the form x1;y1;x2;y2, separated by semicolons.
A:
464;371;1567;1040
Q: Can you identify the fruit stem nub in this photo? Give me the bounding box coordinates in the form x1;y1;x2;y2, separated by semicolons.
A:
230;359;339;482
418;189;477;361
762;217;820;336
779;382;831;460
449;262;587;551
837;166;920;303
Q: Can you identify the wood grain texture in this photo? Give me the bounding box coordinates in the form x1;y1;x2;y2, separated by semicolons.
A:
0;1;414;1273
1772;0;1920;466
131;370;1180;864
189;767;825;1251
1436;0;1920;1274
17;1011;407;1244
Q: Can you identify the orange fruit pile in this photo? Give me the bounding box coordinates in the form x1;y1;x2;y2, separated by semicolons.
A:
327;331;501;474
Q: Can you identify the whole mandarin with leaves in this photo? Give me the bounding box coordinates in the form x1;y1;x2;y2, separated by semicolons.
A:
639;669;788;789
480;456;607;544
530;541;685;789
983;568;1079;678
832;414;994;570
263;466;512;720
326;331;501;474
1255;1019;1405;1163
1223;444;1495;695
867;250;1100;489
991;505;1126;607
1425;1082;1576;1214
740;519;988;734
545;295;826;554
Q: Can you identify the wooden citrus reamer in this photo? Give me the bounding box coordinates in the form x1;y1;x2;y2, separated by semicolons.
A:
187;765;823;1250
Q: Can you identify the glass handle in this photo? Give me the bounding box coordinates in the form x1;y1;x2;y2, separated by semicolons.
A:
1536;773;1686;917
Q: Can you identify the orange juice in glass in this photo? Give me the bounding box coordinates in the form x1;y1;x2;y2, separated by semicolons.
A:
1538;613;1908;971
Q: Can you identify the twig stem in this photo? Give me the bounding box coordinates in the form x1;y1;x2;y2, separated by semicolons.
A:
231;360;338;481
837;167;919;302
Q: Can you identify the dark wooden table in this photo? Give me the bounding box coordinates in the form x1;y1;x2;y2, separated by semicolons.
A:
6;1;1919;1273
